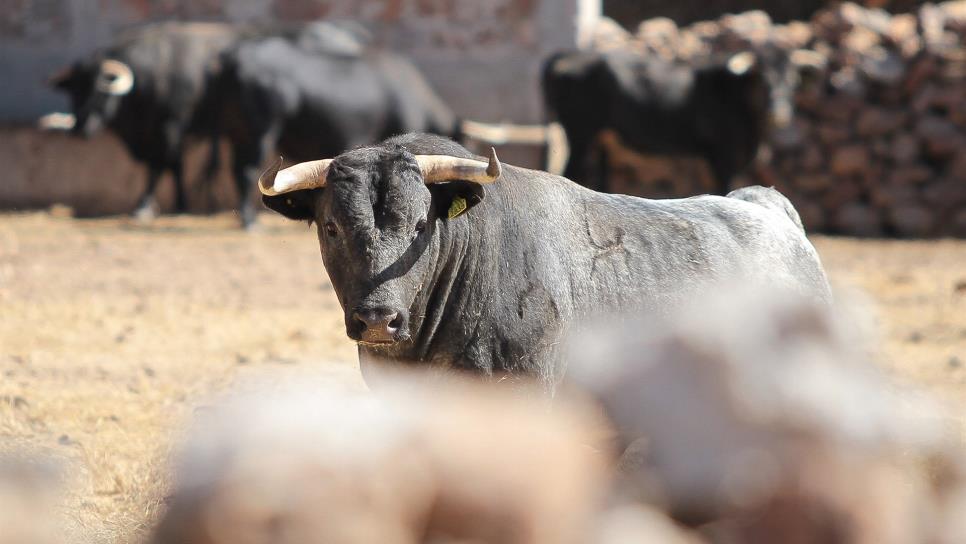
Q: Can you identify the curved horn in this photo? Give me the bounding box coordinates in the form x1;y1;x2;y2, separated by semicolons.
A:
95;59;134;96
416;147;502;185
726;51;757;75
258;157;334;196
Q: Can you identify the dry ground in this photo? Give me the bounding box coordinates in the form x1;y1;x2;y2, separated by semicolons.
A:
1;211;965;543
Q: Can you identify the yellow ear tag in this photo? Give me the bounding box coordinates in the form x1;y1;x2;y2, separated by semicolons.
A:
448;196;467;219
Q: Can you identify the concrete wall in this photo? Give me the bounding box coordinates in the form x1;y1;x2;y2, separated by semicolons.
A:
0;0;597;215
0;0;593;124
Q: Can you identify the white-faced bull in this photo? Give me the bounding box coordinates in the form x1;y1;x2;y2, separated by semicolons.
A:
261;133;831;392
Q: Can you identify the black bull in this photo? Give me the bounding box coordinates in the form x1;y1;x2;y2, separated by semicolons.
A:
542;46;825;196
213;28;461;227
42;22;243;220
260;133;832;393
40;21;462;228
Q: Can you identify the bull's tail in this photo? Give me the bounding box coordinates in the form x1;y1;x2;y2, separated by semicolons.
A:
727;185;805;232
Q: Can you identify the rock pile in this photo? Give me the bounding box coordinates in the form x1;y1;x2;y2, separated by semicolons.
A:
591;2;966;237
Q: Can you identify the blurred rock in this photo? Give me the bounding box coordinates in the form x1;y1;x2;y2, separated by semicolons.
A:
843;26;882;54
154;379;606;544
800;144;826;171
818;124;853;146
916;116;966;159
923;178;966;208
857;108;908;137
795;173;833;193
835;203;884;236
948;153;966;180
583;5;966;238
871;181;918;208
887;164;933;185
889;204;935;237
830;144;870;176
566;286;963;541
795;200;828;231
595;505;702;544
590;17;632;52
890;133;921;164
951;209;966;236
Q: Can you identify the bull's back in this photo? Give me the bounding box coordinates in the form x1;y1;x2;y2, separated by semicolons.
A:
589;190;830;303
499;171;830;310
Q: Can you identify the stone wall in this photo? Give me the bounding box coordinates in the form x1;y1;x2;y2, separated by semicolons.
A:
593;2;966;237
601;0;928;27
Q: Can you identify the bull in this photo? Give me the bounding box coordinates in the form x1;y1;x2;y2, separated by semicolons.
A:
257;133;831;392
40;21;376;228
542;46;825;195
213;29;460;227
41;22;245;222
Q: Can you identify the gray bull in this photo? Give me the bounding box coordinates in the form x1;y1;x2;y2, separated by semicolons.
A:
260;133;831;391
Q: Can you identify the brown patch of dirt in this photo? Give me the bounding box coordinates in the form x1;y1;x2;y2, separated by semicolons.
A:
1;212;965;541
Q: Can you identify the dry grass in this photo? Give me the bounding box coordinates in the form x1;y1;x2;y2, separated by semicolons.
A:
1;211;965;542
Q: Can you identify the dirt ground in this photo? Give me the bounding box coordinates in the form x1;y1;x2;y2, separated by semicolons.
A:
2;211;966;543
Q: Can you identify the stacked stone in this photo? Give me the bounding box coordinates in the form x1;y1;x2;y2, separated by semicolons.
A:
590;2;966;237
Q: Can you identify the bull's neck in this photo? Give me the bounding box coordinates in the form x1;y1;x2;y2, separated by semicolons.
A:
404;213;490;369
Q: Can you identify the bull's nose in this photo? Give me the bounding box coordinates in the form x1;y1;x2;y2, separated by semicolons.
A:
351;307;405;344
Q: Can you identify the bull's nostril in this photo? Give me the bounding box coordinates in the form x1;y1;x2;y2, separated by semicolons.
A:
351;308;404;343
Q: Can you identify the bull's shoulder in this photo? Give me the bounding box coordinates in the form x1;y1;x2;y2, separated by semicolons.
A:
726;185;805;231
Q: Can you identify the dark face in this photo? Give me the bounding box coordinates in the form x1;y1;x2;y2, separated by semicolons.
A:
755;46;822;129
263;145;483;348
49;62;124;137
759;48;798;128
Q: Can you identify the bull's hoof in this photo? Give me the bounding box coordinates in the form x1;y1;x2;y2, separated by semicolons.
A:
240;209;259;231
242;220;263;233
132;204;158;224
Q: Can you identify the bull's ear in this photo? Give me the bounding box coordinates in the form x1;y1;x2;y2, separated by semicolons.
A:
261;190;317;222
430;181;485;220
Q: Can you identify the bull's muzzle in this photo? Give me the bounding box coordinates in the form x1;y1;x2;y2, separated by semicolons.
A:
37;112;76;131
349;306;409;345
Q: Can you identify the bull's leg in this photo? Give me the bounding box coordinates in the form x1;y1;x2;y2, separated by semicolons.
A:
232;155;261;230
708;153;736;196
171;157;188;213
133;166;162;222
562;134;592;187
233;127;280;230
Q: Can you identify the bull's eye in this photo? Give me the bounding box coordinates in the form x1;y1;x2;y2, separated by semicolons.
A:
415;218;427;233
324;222;338;238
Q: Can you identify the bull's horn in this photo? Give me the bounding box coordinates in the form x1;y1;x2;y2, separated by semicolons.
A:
790;49;827;69
726;51;757;75
258;148;502;196
95;59;134;96
416;147;502;185
258;157;333;196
